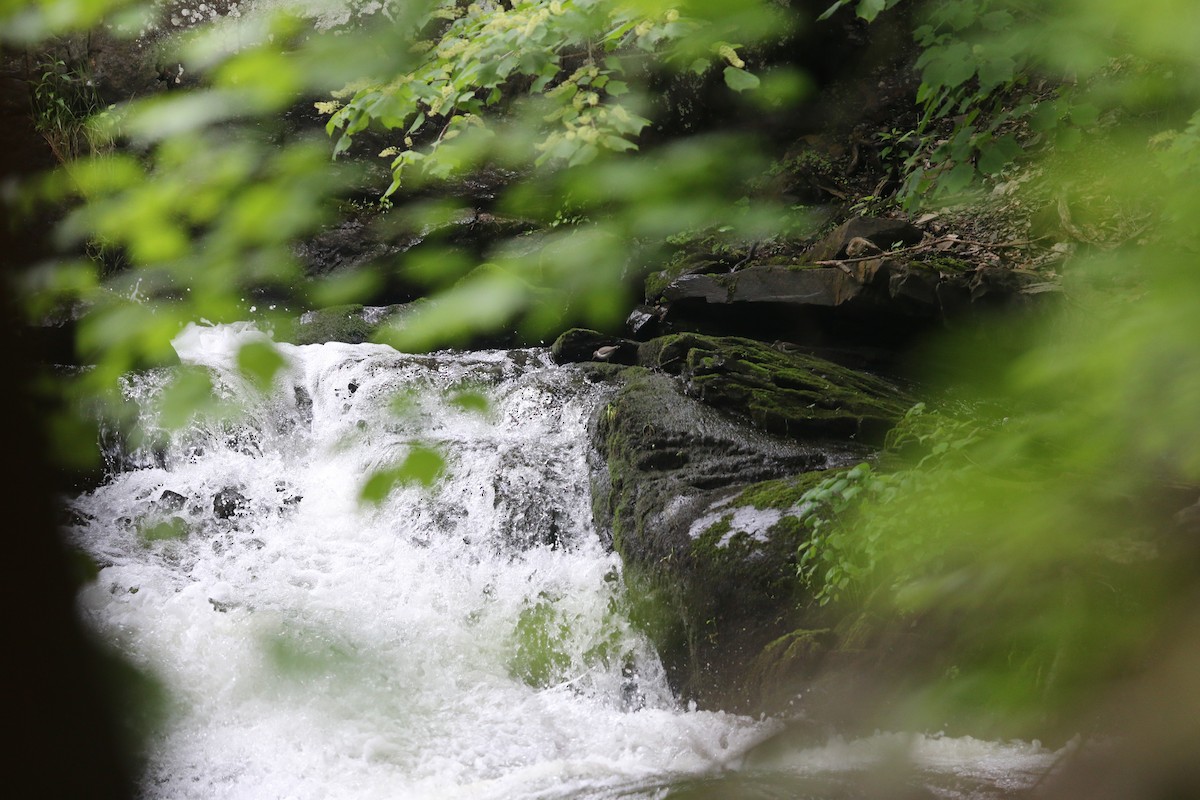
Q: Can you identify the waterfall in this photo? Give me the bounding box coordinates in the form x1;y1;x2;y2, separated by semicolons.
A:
67;323;776;799
66;322;1061;799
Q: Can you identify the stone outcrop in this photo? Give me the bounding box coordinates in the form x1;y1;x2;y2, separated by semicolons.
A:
294;210;537;305
555;330;912;444
587;367;836;708
644;333;910;443
572;329;911;710
653;259;1059;349
645;216;1061;355
550;328;640;365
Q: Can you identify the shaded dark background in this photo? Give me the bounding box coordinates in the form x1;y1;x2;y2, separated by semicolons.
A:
1;47;136;799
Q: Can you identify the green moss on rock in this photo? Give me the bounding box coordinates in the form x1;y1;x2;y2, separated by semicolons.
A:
589;336;913;712
638;333;910;443
592;367;835;708
734;467;849;511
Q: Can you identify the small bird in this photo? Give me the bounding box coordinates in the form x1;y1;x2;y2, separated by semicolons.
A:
593;345;620;361
844;237;882;259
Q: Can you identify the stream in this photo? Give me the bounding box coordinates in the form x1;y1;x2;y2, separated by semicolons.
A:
65;323;1061;799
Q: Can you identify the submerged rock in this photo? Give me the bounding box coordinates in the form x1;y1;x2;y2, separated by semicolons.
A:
213;487;248;520
157;489;187;512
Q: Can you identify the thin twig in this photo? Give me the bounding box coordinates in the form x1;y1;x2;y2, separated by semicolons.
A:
815;252;900;266
950;235;1049;248
814;234;1050;266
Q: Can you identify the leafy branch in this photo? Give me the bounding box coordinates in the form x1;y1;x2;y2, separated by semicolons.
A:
319;0;760;195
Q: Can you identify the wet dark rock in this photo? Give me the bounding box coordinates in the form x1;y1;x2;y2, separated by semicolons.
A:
20;318;79;366
294;209;537;305
654;259;1061;357
212;487;248;520
639;333;911;444
589;365;873;711
550;328;639;365
24;29;171;108
292;385;314;427
275;481;303;507
662;265;863;308
582;331;913;711
490;449;576;552
294;216;419;290
157;490;187;512
286;303;416;345
626;305;667;340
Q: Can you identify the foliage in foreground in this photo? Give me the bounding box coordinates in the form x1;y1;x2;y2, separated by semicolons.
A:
4;0;1200;753
783;0;1200;738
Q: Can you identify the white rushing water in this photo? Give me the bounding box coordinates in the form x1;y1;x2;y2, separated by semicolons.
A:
67;323;1061;799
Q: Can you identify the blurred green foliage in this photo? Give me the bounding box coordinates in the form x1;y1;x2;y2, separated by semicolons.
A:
359;444;448;502
7;0;796;428
5;0;1200;761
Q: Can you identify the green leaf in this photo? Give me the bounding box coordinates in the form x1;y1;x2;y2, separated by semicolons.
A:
568;143;599;167
449;390;490;415
938;160;977;196
723;66;761;93
977;56;1015;92
237;340;287;392
158;368;215;429
921;42;975;92
980;10;1014;31
856;0;888;23
140;516;188;543
360;445;447;504
1029;100;1063;133
976;145;1007;176
397;446;447;487
603;135;638;152
1055;125;1083;152
817;1;852;22
1069;103;1100;127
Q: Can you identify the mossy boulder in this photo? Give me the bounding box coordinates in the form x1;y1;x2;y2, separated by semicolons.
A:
590;363;875;710
550;328;640;365
638;333;911;443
